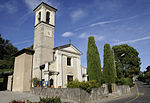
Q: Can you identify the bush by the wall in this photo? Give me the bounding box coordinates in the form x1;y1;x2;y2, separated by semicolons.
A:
40;96;61;103
11;97;61;103
67;79;99;93
11;100;25;103
116;77;134;87
31;77;40;87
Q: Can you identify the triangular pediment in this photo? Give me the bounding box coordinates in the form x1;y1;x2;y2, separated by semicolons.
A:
54;44;82;55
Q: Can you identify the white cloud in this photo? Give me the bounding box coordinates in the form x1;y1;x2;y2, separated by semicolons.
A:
18;11;32;26
71;9;86;22
24;0;42;10
0;1;17;14
90;19;121;27
62;32;74;37
89;35;104;41
13;40;33;45
79;32;104;41
90;11;150;27
113;35;150;45
95;35;104;41
79;32;87;38
24;0;55;10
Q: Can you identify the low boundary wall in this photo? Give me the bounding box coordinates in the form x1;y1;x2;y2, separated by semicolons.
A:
30;84;132;103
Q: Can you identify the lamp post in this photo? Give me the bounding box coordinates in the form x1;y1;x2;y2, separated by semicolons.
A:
40;64;45;87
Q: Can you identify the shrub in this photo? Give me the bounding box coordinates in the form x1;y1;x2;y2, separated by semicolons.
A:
40;96;61;103
26;100;32;103
11;100;25;103
67;79;99;93
123;77;134;87
137;74;145;82
31;77;40;87
116;77;134;87
66;79;80;88
144;72;150;83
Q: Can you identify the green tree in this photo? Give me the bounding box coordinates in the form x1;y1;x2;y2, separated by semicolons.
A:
144;72;150;83
87;36;102;85
112;44;141;78
0;34;18;72
27;44;33;49
103;44;116;84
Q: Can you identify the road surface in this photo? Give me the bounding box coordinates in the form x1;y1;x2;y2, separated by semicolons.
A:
103;81;150;103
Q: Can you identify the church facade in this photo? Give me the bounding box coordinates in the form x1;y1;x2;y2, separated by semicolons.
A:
11;2;87;92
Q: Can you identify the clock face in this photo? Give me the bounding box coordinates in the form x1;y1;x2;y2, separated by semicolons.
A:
47;31;51;37
45;28;54;37
46;30;53;37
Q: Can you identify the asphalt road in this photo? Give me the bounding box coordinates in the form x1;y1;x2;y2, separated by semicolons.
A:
103;81;150;103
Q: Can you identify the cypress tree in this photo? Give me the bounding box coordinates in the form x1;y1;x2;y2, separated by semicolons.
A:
103;44;116;84
87;36;102;85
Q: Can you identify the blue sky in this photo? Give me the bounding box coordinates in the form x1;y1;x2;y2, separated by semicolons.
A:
0;0;150;71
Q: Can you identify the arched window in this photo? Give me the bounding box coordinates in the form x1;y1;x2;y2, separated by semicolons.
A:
50;78;53;86
38;12;41;23
46;12;50;24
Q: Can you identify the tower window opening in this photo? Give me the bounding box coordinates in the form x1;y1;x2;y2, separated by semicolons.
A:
46;12;50;24
38;12;41;23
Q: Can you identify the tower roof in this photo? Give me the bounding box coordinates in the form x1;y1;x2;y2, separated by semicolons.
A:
33;2;57;12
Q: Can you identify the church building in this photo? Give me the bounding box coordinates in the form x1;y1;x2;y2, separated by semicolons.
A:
10;2;87;92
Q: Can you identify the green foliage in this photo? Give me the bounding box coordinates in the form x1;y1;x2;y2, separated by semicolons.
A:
112;44;141;78
144;72;150;83
40;96;61;103
137;73;145;81
138;67;150;83
116;77;134;87
26;100;32;103
87;36;102;85
103;44;116;84
27;44;33;49
0;34;18;73
11;100;25;103
11;97;61;103
144;72;150;79
67;79;99;93
0;78;3;83
31;77;40;87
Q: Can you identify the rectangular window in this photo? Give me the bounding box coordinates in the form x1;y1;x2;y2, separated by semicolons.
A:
46;12;50;24
38;12;41;23
67;75;73;83
67;57;71;66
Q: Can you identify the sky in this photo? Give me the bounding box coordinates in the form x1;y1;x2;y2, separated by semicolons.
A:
0;0;150;72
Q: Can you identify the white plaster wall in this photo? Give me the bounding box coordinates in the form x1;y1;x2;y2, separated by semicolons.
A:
12;53;33;92
55;50;81;88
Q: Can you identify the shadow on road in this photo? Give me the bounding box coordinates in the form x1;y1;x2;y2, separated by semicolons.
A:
142;83;150;85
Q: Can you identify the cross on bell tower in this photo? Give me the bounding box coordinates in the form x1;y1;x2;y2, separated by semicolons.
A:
32;2;57;79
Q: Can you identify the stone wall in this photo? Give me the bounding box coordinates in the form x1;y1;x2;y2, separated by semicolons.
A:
30;85;131;103
12;49;34;92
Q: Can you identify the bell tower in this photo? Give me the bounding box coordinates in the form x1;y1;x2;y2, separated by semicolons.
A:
33;2;57;78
